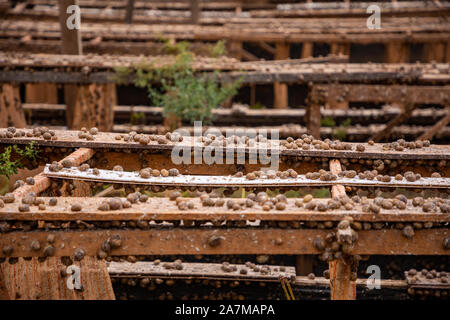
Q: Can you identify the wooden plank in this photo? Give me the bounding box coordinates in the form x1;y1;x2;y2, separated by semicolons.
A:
1;197;449;223
371;103;417;142
306;91;321;138
301;42;313;58
71;84;115;131
385;42;410;63
190;0;200;24
1;130;449;161
312;85;450;105
329;158;356;300
108;261;296;281
12;148;95;198
0;84;26;128
418;107;450;141
25;84;58;104
42;166;450;189
58;0;83;55
273;42;290;109
58;0;83;132
0;228;447;257
0;257;115;300
124;0;135;24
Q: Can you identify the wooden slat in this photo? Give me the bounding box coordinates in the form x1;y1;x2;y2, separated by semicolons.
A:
1;197;448;222
107;261;296;281
12;148;95;198
42;166;450;189
1;129;449;160
0;228;447;257
418;107;450;141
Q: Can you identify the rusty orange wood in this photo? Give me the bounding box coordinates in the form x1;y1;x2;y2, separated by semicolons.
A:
0;228;447;258
12;148;95;197
329;159;356;300
0;257;114;300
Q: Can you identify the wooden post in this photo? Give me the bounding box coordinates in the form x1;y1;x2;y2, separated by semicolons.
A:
274;42;290;109
250;83;256;106
190;0;200;24
0;257;114;300
229;41;243;60
25;84;58;104
0;84;26;128
306;103;321;138
71;84;115;131
329;159;357;300
446;42;450;63
58;0;82;55
295;255;314;276
125;0;135;24
423;42;445;62
385;42;410;63
301;42;313;58
306;85;323;139
58;0;82;130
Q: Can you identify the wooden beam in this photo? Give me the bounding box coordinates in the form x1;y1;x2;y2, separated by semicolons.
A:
0;228;447;258
25;84;58;104
302;42;313;58
1;129;449;161
0;257;114;300
370;103;417;142
12;148;95;198
71;83;115;131
58;0;82;131
329;159;356;300
0;84;26;128
257;41;276;56
295;255;314;276
274;42;290;109
190;0;200;24
58;0;82;55
424;42;446;62
125;0;135;24
385;42;410;63
418;107;450;141
2;197;449;223
313;85;450;106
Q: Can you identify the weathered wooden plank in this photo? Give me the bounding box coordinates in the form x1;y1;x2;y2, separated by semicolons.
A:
0;228;447;257
1;129;449;160
42;166;450;189
1;197;448;222
0;257;115;300
107;261;296;281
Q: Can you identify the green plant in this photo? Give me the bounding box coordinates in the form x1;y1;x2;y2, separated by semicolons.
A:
333;118;352;141
0;142;40;178
130;111;145;125
249;102;266;110
321;116;336;127
116;40;242;125
209;40;227;57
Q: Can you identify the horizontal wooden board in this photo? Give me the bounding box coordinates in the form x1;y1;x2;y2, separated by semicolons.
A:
0;228;447;257
0;197;448;222
1;129;449;160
